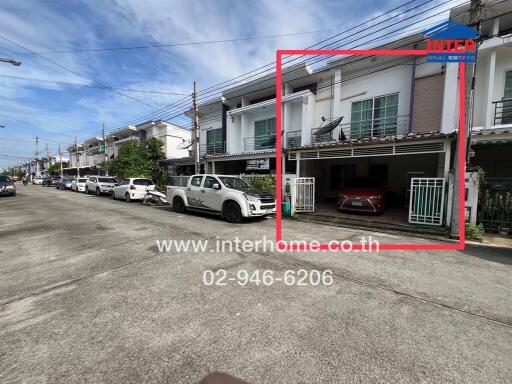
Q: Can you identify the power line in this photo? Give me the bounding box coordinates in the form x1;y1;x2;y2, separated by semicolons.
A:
0;35;158;109
26;28;351;54
131;0;461;126
0;74;191;95
109;0;453;129
160;0;507;126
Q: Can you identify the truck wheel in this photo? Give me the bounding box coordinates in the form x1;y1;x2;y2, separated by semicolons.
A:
125;193;131;203
85;186;89;194
224;201;242;223
173;196;186;213
96;188;101;196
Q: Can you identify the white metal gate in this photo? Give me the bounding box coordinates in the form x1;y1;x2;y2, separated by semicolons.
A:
408;178;445;226
291;177;315;214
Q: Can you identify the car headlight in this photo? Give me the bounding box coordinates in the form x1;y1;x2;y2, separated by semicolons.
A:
369;195;382;199
243;193;259;202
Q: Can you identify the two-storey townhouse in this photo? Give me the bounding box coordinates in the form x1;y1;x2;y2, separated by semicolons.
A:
105;121;190;161
191;34;455;229
66;120;191;176
450;1;512;233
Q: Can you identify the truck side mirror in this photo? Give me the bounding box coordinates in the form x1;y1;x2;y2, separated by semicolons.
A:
213;183;221;190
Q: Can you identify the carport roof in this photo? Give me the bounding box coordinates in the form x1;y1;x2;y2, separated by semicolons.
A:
290;131;454;151
204;149;276;161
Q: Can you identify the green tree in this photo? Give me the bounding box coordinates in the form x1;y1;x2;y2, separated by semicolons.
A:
145;138;166;190
103;140;150;179
101;138;168;189
48;161;68;175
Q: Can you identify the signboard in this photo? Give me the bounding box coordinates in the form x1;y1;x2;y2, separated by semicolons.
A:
99;144;105;154
246;159;269;171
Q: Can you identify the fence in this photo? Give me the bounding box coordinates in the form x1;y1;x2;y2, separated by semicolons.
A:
478;188;512;233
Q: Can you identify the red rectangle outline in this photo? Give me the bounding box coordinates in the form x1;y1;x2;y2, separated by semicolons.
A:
275;49;466;251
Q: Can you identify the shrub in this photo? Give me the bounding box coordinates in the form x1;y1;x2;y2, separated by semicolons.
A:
465;223;485;242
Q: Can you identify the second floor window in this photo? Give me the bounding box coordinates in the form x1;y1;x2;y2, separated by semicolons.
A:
502;71;512;124
254;118;276;150
206;128;223;154
351;94;399;139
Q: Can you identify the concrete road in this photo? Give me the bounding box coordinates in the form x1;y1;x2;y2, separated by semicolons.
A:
1;185;511;383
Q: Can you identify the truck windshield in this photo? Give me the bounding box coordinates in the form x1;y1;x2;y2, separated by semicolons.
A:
218;177;249;189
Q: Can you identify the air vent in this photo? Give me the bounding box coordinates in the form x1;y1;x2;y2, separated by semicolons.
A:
395;142;444;154
318;149;352;158
353;146;393;156
300;151;319;159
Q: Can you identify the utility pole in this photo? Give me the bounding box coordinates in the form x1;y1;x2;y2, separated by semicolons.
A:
450;0;481;238
102;121;108;176
75;136;80;178
35;136;39;179
192;81;200;174
45;143;50;175
58;144;63;177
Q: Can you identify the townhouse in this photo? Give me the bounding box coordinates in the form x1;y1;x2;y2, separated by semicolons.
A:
66;120;190;176
182;34;455;229
172;1;512;233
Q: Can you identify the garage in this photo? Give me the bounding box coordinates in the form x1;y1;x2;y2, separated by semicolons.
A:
289;132;454;231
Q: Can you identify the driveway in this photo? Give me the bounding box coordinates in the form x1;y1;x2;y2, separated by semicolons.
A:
1;185;511;383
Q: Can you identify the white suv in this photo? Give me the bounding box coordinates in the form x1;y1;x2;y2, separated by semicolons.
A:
85;176;118;196
112;178;155;202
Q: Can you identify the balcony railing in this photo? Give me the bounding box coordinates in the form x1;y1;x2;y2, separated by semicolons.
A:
244;134;276;151
200;141;226;157
286;130;302;148
311;115;409;144
492;99;512;126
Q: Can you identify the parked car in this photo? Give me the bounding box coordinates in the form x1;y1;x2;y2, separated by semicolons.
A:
337;177;386;214
166;174;276;223
0;175;16;196
85;176;118;195
55;176;75;190
42;176;61;187
32;176;45;185
112;178;155;202
71;177;88;193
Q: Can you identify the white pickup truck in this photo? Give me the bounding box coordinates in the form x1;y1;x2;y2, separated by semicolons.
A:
166;174;276;223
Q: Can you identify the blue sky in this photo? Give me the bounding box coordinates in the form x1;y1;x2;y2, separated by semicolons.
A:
0;0;461;169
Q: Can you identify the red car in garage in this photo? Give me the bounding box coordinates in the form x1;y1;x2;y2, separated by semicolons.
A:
337;177;386;214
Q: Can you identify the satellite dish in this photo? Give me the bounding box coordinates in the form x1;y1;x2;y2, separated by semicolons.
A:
177;139;193;149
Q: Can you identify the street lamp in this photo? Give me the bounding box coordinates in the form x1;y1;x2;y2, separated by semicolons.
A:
0;57;21;66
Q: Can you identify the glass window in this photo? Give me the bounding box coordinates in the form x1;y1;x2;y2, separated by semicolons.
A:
254;118;276;150
206;128;223;154
90;177;97;182
133;179;154;186
218;177;249;189
504;70;512;99
190;176;203;187
351;94;399;139
203;176;219;189
98;177;117;183
502;71;512;124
